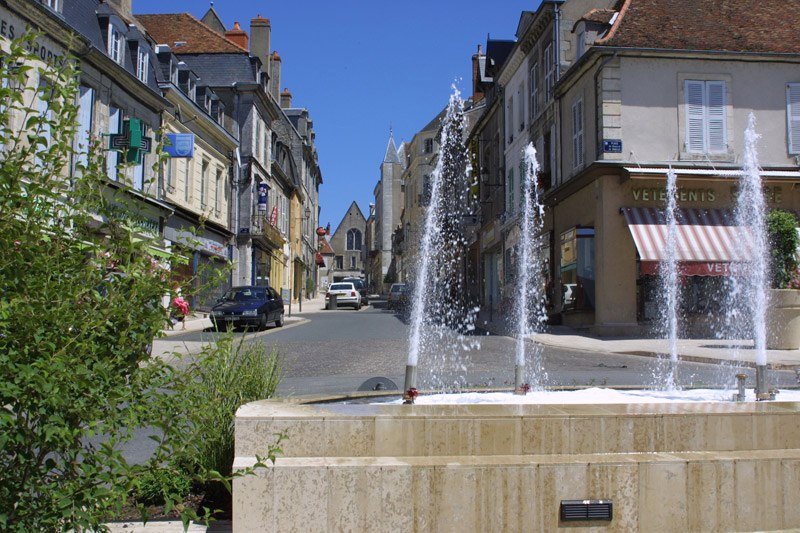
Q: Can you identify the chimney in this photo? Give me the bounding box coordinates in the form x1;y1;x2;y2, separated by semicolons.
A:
107;0;132;19
270;51;282;101
472;44;485;104
249;16;271;77
225;22;248;50
280;87;292;109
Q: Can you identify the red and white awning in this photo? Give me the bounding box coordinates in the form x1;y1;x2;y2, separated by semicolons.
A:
621;207;753;276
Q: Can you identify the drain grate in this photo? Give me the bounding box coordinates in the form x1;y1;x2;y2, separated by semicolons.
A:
560;500;613;521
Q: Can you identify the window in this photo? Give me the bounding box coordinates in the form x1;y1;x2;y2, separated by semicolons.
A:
182;158;192;202
507;95;514;144
576;30;585;60
684;80;726;154
215;167;223;214
136;47;149;84
506;167;515;215
572;98;584;169
517;83;525;132
788;84;800;154
346;228;362;251
255;119;262;161
530;62;539;119
200;159;209;208
170;60;178;85
164;158;174;191
544;43;554;101
107;24;123;65
424;138;434;154
106;106;121;180
350;256;356;269
40;0;61;12
74;85;94;171
335;256;343;269
35;80;53;168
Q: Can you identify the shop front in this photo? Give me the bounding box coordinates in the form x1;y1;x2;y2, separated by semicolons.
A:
164;214;232;311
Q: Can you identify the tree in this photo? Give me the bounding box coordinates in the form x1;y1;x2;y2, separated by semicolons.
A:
767;210;799;288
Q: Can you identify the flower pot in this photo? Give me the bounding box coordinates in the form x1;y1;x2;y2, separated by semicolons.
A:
767;289;800;350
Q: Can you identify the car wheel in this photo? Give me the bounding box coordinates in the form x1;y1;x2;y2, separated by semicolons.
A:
258;314;268;331
275;312;284;327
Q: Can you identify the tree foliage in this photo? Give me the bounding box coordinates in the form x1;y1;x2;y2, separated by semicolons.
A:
767;210;799;288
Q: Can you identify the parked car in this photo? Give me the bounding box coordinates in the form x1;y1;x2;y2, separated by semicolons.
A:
387;283;409;310
325;282;361;310
210;286;284;330
342;277;368;306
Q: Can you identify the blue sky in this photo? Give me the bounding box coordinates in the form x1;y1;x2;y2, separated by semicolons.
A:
135;0;537;230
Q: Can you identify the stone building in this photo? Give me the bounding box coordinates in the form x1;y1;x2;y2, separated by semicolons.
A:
329;202;367;281
372;132;405;286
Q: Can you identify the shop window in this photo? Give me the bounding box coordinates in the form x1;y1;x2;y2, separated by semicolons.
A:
560;227;595;311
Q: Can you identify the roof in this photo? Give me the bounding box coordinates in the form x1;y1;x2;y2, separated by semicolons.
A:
383;132;400;164
598;0;800;54
484;39;515;78
573;8;616;31
137;13;249;54
170;54;256;86
318;237;335;255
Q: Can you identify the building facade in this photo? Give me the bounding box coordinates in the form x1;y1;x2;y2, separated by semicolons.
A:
329;202;367;281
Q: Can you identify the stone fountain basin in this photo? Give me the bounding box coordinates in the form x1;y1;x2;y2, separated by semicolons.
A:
233;390;800;532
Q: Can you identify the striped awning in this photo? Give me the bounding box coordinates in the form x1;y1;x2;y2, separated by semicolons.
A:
621;207;753;274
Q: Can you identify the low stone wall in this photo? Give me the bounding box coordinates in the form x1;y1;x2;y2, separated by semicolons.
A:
233;396;800;532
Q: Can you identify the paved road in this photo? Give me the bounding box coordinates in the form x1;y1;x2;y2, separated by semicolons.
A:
167;300;800;397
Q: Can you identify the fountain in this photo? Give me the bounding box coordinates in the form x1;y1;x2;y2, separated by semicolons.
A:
513;144;548;393
232;109;800;531
404;86;477;401
658;167;680;390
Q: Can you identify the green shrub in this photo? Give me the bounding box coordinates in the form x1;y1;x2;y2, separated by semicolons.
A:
133;468;192;507
767;210;799;288
177;334;281;478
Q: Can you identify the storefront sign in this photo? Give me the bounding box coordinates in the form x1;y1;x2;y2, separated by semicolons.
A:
641;261;734;277
164;133;195;158
730;185;783;204
633;187;716;203
0;7;65;65
257;183;268;212
602;139;622;153
108;204;160;236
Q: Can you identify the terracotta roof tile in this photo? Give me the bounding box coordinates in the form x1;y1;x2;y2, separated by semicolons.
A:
598;0;800;54
137;13;249;54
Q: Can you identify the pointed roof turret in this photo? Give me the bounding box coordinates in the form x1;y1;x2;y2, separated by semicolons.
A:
201;2;226;34
383;128;400;164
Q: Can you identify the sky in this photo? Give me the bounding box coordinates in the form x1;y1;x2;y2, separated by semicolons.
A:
134;0;538;231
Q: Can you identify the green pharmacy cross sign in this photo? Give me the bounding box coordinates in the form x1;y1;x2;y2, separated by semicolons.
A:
109;117;153;164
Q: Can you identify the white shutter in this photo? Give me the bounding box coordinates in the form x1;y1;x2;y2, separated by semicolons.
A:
106;106;120;179
685;80;705;153
787;84;800;154
706;81;726;153
75;86;94;169
549;123;557;184
572;99;583;169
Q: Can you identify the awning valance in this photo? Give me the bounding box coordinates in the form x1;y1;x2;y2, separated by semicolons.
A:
621;207;753;275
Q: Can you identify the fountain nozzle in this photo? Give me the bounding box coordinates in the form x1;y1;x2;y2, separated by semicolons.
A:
514;364;528;395
734;373;747;402
755;364;770;401
402;365;418;404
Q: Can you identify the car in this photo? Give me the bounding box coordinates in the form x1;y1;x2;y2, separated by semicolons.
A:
342;277;368;306
387;283;409;310
325;282;361;310
210;286;284;331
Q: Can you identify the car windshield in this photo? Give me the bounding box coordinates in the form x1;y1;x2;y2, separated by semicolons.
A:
390;284;406;293
330;283;353;291
344;279;364;289
223;288;267;301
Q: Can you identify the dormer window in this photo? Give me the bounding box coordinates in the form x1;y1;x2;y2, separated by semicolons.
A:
108;24;124;65
170;61;178;85
40;0;61;13
136;47;149;84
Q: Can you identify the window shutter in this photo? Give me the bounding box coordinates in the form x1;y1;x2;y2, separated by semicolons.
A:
787;84;800;154
572;99;583;169
75;86;94;169
706;81;726;152
107;106;120;179
685;81;706;153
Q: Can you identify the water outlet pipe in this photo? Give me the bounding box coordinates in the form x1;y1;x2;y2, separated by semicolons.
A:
755;364;769;401
403;364;418;404
514;364;528;395
735;373;747;402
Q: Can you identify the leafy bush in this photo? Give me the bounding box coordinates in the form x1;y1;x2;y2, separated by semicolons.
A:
177;335;281;478
767;210;799;288
0;33;280;531
133;468;192;507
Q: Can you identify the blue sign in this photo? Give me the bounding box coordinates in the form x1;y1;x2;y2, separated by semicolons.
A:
164;133;195;158
257;183;269;212
602;139;622;153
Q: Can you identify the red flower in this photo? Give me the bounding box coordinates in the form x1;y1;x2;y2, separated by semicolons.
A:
172;296;189;317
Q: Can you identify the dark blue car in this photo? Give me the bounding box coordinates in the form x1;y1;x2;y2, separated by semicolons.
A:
210;286;285;331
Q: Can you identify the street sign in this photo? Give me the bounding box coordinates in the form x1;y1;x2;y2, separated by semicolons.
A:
602;139;622;153
164;133;195;158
